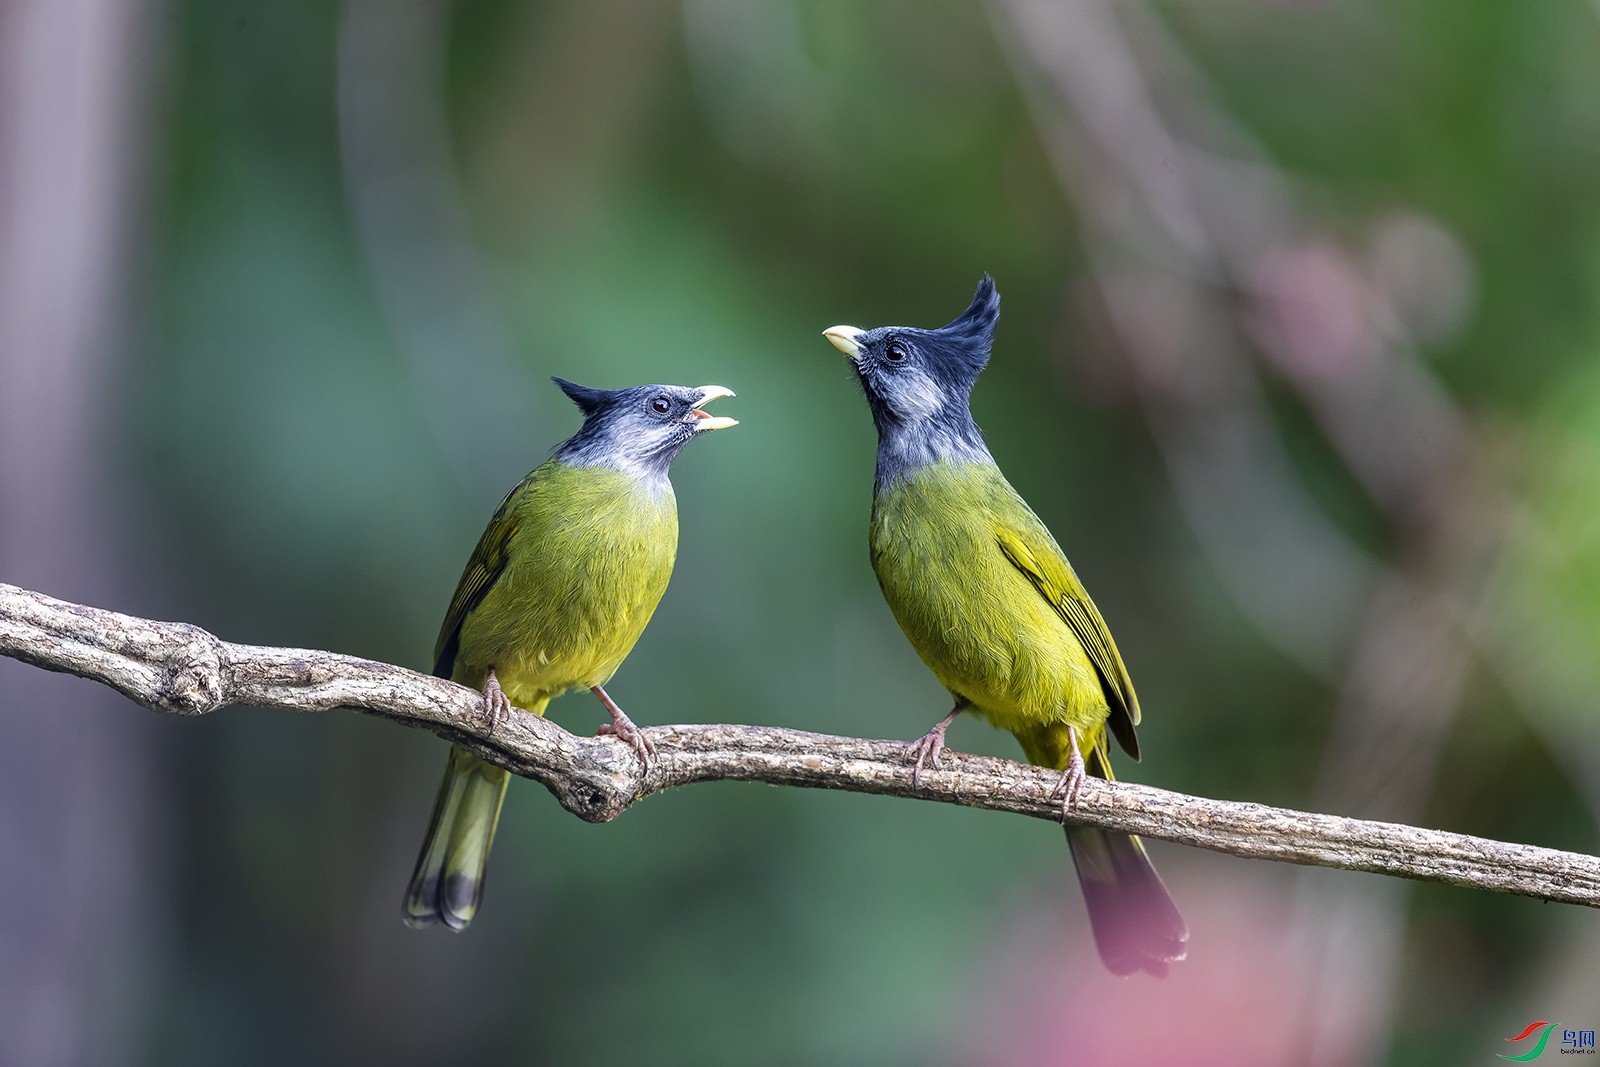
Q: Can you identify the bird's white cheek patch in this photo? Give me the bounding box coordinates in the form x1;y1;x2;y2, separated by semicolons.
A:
891;369;946;421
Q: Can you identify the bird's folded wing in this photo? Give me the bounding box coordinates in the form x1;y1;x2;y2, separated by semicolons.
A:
994;521;1142;760
432;473;534;678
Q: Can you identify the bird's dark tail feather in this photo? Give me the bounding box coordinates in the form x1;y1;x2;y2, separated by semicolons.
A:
403;743;510;931
1066;748;1187;977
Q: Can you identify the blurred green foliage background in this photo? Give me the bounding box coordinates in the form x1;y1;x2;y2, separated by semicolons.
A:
6;0;1600;1064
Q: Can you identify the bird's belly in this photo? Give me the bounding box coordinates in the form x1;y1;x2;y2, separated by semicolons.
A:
871;481;1106;734
457;571;663;710
453;489;675;712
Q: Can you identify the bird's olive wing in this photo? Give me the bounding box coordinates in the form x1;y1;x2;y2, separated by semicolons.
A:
994;522;1142;761
431;473;533;679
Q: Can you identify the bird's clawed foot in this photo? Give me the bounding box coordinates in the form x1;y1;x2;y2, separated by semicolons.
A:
482;669;513;737
591;685;657;768
597;709;656;767
907;699;969;789
907;728;947;790
1051;725;1087;823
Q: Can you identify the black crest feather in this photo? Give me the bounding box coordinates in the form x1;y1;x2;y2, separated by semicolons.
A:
924;274;1000;383
939;274;1000;342
551;377;611;416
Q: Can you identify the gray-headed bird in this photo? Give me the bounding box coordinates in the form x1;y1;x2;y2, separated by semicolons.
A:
404;377;736;931
824;277;1186;976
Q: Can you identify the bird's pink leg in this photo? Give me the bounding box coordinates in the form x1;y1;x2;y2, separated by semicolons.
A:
1051;725;1087;821
907;698;971;789
592;685;657;767
482;668;513;737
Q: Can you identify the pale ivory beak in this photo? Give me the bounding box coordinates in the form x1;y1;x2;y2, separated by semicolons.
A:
823;325;865;360
690;385;738;430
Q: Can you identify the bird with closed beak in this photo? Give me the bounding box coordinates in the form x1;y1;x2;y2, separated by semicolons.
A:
404;377;737;931
824;277;1187;976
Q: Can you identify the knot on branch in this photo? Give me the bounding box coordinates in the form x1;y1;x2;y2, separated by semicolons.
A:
445;713;642;824
547;765;636;823
152;625;224;714
547;777;627;825
506;723;643;824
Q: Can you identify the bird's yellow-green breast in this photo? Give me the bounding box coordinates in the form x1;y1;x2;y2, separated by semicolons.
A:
870;460;1110;748
444;459;678;711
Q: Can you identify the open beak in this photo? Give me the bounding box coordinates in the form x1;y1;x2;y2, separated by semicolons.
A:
823;325;864;360
689;385;738;431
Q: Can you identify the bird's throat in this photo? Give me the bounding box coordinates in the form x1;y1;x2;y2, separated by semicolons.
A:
873;410;992;492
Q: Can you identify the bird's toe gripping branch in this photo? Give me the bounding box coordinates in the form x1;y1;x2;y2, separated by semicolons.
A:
481;669;513;737
591;684;657;768
907;699;969;789
1051;725;1088;822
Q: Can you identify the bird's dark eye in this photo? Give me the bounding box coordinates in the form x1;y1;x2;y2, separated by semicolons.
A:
651;396;671;414
886;340;908;362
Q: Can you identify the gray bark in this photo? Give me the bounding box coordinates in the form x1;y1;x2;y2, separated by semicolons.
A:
4;580;1598;910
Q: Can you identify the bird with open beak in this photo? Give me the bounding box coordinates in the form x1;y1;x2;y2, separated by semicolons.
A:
825;277;1187;976
404;378;736;931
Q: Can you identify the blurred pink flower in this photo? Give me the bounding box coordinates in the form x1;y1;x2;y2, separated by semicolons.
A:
1249;241;1377;385
972;862;1310;1067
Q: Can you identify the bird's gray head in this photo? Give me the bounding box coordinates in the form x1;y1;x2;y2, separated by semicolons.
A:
824;275;999;483
551;378;737;482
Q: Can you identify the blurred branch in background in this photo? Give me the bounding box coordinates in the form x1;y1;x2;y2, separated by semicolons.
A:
991;0;1375;680
990;1;1513;1063
6;580;1600;910
0;0;159;1063
468;0;675;236
337;0;545;504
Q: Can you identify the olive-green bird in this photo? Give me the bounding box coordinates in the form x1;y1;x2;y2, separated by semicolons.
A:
403;377;737;931
824;277;1187;976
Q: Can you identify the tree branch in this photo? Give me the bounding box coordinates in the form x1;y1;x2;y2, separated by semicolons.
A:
3;580;1595;907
